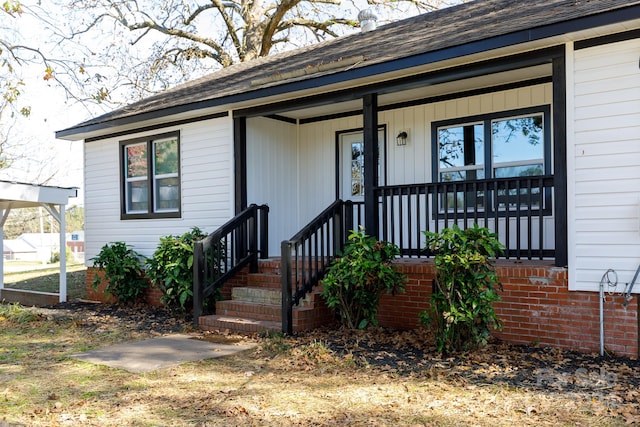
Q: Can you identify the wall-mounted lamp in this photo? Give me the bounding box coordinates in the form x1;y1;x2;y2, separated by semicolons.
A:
396;131;408;146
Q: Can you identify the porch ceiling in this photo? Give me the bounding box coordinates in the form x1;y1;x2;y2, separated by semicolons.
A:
280;64;552;121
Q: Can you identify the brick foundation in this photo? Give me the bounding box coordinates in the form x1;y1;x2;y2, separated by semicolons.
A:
86;267;163;306
379;259;639;359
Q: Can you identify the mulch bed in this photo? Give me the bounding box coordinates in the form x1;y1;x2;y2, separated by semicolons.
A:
40;301;640;411
40;300;190;335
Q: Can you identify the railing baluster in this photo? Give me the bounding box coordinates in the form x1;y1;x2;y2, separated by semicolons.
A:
539;176;545;260
526;177;533;260
390;189;396;247
504;181;510;258
462;181;468;228
515;179;521;260
398;187;404;254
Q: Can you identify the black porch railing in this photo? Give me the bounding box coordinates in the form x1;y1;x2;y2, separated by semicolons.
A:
280;199;355;334
375;175;555;259
193;204;269;325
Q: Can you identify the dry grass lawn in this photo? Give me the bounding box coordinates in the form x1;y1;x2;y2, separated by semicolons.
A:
3;263;87;300
1;301;638;426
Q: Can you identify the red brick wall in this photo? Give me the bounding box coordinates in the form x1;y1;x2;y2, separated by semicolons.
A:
86;267;163;306
377;259;435;329
378;260;639;359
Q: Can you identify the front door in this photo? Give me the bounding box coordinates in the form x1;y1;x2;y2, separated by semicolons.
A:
338;128;385;201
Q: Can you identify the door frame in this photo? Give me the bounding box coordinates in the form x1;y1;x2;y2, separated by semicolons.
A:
335;125;387;200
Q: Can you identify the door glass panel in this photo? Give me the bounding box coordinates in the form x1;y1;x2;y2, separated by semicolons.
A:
351;142;364;197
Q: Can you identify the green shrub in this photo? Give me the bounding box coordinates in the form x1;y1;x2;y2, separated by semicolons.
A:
321;228;406;329
91;242;148;304
49;246;73;264
420;224;504;353
145;227;208;312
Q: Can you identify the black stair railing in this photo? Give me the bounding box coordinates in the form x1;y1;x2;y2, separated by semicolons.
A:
281;199;357;334
193;204;269;325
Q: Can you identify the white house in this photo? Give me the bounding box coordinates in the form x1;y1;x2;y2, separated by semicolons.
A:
57;0;640;356
2;239;37;261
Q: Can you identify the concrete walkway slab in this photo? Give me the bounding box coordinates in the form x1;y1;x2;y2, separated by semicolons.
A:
71;334;257;373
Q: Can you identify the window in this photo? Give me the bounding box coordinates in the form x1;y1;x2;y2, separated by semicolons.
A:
120;132;180;219
433;106;550;212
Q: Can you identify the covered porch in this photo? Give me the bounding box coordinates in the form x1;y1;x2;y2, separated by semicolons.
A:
234;45;567;267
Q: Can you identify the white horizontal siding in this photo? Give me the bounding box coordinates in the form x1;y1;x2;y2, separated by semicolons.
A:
84;117;233;262
569;38;640;292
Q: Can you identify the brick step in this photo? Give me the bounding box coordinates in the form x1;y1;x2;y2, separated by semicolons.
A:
254;259;282;275
216;300;281;322
232;287;281;305
199;315;281;334
197;257;335;334
246;272;281;289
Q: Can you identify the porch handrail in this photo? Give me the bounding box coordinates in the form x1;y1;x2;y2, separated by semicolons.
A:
280;199;354;334
193;204;269;325
375;175;555;259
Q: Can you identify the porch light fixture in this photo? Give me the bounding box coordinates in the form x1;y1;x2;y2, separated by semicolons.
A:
396;131;408;146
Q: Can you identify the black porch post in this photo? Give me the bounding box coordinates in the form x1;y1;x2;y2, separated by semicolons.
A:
234;116;248;214
233;116;249;261
363;93;379;239
553;54;568;268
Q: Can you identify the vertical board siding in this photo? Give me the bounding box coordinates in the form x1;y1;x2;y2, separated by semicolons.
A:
571;38;640;292
246;117;298;253
298;116;362;224
84;117;233;262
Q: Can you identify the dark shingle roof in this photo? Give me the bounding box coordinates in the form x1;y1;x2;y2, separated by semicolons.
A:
58;0;640;138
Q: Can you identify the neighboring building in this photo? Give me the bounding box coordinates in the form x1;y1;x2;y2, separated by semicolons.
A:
2;232;85;262
56;0;640;357
66;231;85;262
2;239;38;261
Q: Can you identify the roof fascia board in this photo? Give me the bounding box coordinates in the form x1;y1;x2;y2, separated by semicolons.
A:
235;46;562;119
56;4;640;140
83;111;229;143
574;27;640;50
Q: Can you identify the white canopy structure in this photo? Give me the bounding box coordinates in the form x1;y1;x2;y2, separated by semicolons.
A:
0;180;78;302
